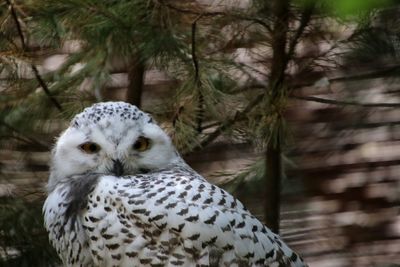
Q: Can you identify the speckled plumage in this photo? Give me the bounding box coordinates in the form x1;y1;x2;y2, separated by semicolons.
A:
43;102;307;267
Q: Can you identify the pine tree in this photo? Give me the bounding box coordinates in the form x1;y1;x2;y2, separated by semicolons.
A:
1;0;399;265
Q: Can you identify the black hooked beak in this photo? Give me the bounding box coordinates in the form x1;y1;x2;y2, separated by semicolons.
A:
112;159;124;176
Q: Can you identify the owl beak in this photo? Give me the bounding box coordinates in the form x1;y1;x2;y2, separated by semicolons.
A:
112;159;124;176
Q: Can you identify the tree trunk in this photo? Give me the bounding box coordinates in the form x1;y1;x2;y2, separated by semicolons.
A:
126;54;145;108
264;0;290;234
265;136;282;233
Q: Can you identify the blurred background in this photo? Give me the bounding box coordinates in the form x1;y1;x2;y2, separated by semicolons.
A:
1;0;400;266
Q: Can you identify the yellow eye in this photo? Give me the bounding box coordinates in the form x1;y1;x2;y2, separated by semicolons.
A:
133;136;151;152
79;142;101;154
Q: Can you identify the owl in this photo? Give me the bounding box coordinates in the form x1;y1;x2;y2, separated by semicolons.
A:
43;101;307;267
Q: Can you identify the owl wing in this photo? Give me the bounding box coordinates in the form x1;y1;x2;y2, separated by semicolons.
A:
44;178;98;267
83;170;306;267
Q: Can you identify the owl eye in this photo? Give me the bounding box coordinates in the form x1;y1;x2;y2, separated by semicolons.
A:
133;136;151;151
79;142;101;154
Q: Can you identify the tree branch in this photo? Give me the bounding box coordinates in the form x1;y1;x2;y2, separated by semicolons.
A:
191;15;204;133
285;3;315;65
187;93;265;154
0;121;50;149
6;0;63;111
126;54;145;108
158;0;224;16
331;65;400;82
292;64;400;89
87;4;129;28
263;0;290;235
191;16;202;83
158;0;272;32
291;95;400;108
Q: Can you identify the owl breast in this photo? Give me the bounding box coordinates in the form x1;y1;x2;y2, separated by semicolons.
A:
81;170;228;267
45;165;307;267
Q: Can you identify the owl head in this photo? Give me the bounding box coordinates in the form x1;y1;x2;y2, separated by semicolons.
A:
47;102;179;192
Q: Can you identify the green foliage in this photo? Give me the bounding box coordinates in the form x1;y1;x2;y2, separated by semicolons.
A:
218;154;301;196
296;0;396;17
219;158;266;193
0;197;59;267
345;8;400;66
0;0;195;149
348;28;400;63
324;0;394;16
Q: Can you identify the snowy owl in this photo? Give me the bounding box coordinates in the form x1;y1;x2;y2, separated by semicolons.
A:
43;101;307;267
